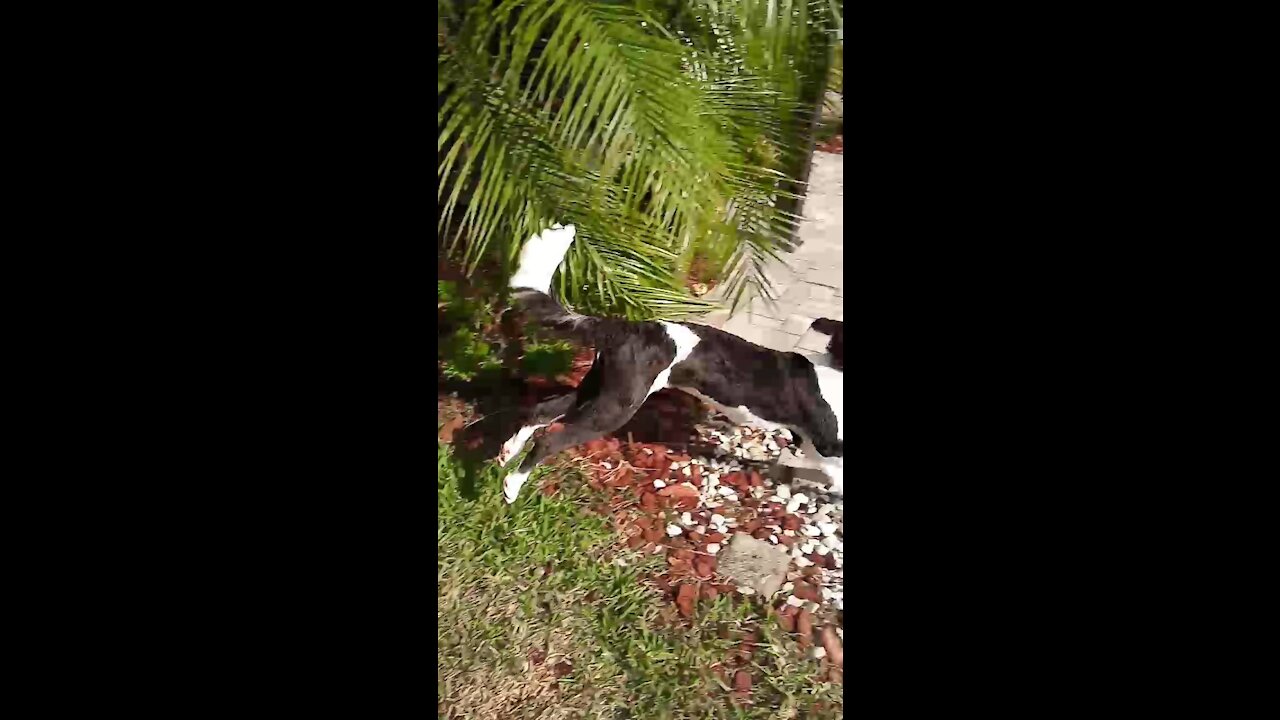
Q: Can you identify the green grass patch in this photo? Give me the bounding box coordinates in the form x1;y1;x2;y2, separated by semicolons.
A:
438;442;842;719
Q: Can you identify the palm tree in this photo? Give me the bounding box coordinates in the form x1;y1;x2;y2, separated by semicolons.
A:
438;0;839;319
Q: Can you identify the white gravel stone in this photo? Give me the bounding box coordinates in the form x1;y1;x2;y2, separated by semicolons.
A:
800;525;822;537
786;497;803;513
653;480;666;488
811;647;827;659
821;535;840;550
783;529;795;537
818;522;838;536
666;524;683;536
670;461;680;469
601;461;612;470
737;586;756;595
781;582;795;593
815;544;830;556
791;493;809;506
710;513;726;526
681;512;694;525
769;534;779;544
776;485;791;499
785;594;805;607
706;543;720;554
795;556;814;568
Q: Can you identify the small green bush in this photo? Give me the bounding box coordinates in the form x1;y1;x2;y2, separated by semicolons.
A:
520;338;575;379
438;281;503;381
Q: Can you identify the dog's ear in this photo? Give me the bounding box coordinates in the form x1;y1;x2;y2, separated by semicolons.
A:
811;318;843;336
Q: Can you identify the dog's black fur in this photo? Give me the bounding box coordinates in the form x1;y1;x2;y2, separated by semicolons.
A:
504;287;843;482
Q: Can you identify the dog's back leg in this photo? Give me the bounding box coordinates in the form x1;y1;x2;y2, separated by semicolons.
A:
502;357;653;503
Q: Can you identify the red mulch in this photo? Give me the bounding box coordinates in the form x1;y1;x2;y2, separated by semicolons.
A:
816;134;843;154
437;346;843;697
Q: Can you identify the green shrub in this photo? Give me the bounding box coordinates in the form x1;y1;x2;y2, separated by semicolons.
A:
438;280;504;381
520;338;575;379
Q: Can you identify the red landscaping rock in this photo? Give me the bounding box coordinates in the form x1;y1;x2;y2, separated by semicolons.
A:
821;626;843;666
676;583;698;618
658;483;700;499
700;584;719;601
778;614;796;632
793;580;820;601
733;670;752;694
797;609;814;640
693;556;716;579
781;514;802;531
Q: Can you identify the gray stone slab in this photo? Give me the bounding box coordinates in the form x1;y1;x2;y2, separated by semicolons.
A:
807;284;837;302
718;532;791;598
749;297;797;320
749;313;783;330
720;313;755;337
797;327;832;352
807;266;843;289
780;283;813;304
758;328;800;352
782;313;815;335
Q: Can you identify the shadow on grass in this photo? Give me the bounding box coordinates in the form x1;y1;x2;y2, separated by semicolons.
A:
439;372;577;501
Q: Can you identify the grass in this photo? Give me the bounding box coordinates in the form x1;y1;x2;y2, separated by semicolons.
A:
438;441;842;719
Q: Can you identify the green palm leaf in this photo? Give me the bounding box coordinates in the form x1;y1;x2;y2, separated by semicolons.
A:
439;0;837;320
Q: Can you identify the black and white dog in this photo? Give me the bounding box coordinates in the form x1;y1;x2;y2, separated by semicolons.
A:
499;224;843;503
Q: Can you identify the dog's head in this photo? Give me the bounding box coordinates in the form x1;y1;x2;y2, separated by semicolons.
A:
810;318;843;370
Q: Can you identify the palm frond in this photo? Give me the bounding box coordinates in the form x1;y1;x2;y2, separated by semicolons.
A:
439;0;837;320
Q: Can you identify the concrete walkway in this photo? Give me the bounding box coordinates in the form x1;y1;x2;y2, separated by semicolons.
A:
699;151;843;357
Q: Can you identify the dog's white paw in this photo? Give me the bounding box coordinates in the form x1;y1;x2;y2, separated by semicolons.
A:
500;424;545;467
504;469;531;504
